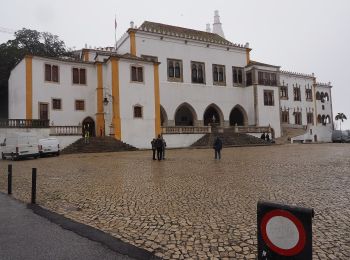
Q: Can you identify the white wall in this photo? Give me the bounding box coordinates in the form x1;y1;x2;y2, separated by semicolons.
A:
132;32;254;127
280;73;315;126
256;86;281;138
118;59;156;148
31;57;97;126
291;125;332;143
8;59;26;119
163;134;205;148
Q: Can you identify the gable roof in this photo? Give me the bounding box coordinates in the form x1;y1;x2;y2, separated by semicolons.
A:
137;21;247;49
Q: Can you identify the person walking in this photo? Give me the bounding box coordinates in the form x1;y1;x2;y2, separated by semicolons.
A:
213;136;223;159
151;138;156;160
155;135;163;161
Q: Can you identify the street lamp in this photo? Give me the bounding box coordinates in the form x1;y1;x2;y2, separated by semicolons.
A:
103;93;114;137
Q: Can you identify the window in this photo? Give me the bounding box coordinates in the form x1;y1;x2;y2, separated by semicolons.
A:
167;59;183;82
322;105;325;110
39;103;49;120
264;90;274;106
233;67;244;85
258;71;277;86
213;64;226;85
52;98;62;110
294;112;302;125
306;88;312;101
75;100;85;111
307;112;313;124
72;68;86;84
131;66;144;82
293;86;301;101
246;72;252;86
280;86;288;99
133;106;142;118
316;92;321;100
191;61;205;84
281;111;289;123
45;64;59;83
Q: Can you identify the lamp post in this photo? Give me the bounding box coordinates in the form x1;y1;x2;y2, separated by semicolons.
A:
103;91;115;137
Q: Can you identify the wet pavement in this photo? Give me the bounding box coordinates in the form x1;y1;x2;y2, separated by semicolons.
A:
0;143;349;259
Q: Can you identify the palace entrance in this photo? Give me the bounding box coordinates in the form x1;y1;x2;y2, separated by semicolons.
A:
175;103;197;126
203;104;223;126
229;106;247;126
82;117;95;137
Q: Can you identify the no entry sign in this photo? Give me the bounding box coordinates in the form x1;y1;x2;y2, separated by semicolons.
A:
257;201;314;260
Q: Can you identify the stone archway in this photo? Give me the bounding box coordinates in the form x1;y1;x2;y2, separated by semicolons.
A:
160;105;168;127
174;103;197;126
229;105;248;126
82;117;95;137
203;104;224;126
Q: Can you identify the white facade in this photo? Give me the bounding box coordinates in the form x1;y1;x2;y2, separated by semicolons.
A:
7;17;335;148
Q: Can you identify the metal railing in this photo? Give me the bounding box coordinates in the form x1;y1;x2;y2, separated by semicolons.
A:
0;119;49;128
50;125;82;136
162;126;211;134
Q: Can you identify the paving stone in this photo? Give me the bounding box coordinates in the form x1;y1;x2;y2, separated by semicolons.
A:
0;144;349;259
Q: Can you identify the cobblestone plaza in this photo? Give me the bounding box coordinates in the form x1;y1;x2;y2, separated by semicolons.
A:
0;144;349;259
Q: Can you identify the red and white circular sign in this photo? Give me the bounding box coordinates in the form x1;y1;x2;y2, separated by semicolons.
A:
261;209;306;256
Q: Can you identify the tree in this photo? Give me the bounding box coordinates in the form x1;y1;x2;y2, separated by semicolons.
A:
0;28;72;119
335;113;347;131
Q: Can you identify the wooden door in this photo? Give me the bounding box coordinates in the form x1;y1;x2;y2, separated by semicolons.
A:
39;103;49;120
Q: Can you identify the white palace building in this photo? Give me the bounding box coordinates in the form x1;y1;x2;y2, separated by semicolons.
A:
6;11;334;148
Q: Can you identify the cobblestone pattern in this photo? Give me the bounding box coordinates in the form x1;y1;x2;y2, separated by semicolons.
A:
0;144;349;259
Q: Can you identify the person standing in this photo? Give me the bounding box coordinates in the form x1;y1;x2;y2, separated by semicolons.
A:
161;136;167;160
213;136;223;159
155;135;163;161
151;138;156;160
260;132;266;140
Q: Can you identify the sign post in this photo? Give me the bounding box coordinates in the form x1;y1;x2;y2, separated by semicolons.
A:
257;201;314;260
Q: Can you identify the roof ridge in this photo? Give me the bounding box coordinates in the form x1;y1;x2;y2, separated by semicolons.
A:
138;21;247;49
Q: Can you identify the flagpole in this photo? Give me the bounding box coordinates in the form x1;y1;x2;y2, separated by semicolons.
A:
114;15;117;52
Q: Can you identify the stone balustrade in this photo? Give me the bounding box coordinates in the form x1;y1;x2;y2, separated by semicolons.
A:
0;119;49;128
50;126;82;136
162;126;212;134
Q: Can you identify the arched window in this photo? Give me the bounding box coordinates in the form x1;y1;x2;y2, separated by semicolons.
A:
168;61;174;78
191;62;205;84
317;114;322;123
219;68;224;82
213;67;218;82
320;92;325;103
322;115;326;125
316;92;321;100
198;65;203;82
325;93;329;101
192;64;197;82
213;64;225;85
175;62;180;78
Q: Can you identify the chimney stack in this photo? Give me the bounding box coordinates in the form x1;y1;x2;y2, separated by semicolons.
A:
206;23;211;33
212;10;225;38
130;21;134;28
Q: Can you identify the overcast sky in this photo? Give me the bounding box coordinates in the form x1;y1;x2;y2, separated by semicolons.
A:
1;0;349;129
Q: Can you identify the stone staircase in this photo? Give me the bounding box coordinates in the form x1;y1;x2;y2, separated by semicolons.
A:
275;127;307;144
61;137;137;154
191;128;269;148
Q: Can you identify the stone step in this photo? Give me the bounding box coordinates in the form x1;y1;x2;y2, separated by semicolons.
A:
62;137;137;154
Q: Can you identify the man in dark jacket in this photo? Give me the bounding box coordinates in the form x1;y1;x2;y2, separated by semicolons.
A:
155;135;163;161
151;138;156;160
213;137;223;159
